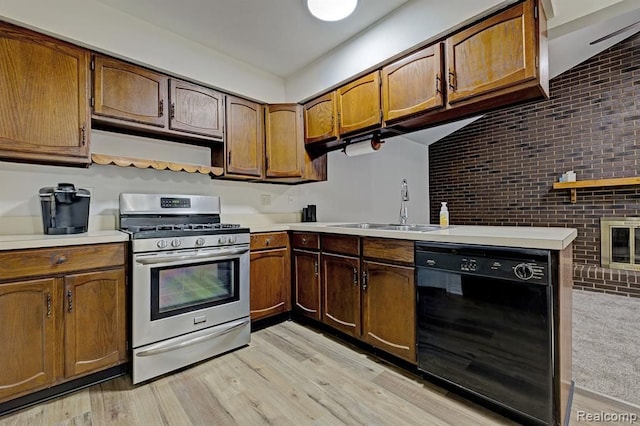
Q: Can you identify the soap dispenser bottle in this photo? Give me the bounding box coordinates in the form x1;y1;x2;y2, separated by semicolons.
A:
439;202;449;227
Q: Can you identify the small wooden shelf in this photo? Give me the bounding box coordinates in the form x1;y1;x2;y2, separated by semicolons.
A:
552;177;640;203
91;153;224;177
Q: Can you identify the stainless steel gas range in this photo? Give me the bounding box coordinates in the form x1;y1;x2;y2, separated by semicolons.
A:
119;193;250;384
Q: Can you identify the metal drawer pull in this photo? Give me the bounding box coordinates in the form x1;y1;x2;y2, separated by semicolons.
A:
67;289;73;313
54;255;68;265
302;237;307;244
352;267;358;285
136;318;249;357
46;293;52;318
314;261;319;276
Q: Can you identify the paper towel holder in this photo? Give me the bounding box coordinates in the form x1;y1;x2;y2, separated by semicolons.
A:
342;134;384;156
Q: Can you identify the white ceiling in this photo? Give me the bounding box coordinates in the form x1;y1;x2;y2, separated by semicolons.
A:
97;0;408;78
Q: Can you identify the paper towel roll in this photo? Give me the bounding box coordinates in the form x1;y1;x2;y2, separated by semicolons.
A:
344;140;382;157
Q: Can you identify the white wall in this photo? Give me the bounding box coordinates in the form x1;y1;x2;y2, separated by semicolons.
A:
0;131;428;232
300;136;429;224
0;0;284;102
285;0;509;102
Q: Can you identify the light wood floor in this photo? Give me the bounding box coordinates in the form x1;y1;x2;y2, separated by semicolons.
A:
1;321;638;425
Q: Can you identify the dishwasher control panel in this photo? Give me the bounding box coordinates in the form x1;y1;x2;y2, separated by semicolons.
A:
416;249;549;284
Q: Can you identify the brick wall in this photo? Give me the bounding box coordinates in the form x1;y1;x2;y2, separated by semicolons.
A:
429;33;640;298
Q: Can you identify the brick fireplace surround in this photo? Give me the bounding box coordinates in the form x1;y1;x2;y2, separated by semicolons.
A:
429;33;640;298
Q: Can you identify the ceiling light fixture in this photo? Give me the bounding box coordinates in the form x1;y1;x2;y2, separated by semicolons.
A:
307;0;358;22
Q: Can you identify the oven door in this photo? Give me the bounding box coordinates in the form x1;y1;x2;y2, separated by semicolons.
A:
132;244;250;348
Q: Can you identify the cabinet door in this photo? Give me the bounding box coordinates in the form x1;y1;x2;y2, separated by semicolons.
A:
303;92;338;145
225;96;264;177
0;278;59;402
293;250;321;320
0;22;90;165
362;261;416;363
265;104;304;178
169;79;224;139
321;253;360;337
337;71;381;136
445;0;537;105
382;44;443;123
250;248;291;320
93;55;168;127
64;269;127;379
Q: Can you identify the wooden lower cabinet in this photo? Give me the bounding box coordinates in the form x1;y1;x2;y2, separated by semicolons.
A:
249;232;291;321
321;253;361;337
292;250;321;320
64;269;127;378
0;243;127;404
0;278;59;402
362;260;416;363
250;248;291;320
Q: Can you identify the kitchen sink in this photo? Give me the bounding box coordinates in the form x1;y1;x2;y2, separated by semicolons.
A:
333;223;442;232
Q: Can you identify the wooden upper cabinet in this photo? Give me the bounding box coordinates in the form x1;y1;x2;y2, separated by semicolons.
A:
265;104;304;178
0;278;59;403
445;0;538;105
0;22;90;166
303;92;338;145
93;55;168;127
63;269;127;379
382;44;444;123
225;95;264;178
169;79;224;139
337;71;382;136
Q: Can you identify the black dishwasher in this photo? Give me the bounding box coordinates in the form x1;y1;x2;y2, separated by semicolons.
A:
416;242;553;425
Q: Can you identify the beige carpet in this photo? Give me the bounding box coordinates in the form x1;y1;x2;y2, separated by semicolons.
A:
572;289;640;406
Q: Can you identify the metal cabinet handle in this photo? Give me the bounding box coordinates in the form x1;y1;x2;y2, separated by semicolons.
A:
302;237;307;244
228;151;232;165
170;102;176;120
448;69;456;91
435;74;442;95
362;270;368;291
54;254;67;265
159;99;164;117
67;289;73;313
46;293;52;318
314;261;319;276
352;267;358;285
265;238;271;246
80;124;86;146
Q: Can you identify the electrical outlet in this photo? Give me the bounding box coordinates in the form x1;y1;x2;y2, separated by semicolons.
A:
260;194;271;206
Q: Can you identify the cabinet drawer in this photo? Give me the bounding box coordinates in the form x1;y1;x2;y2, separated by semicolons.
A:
321;234;360;256
0;243;126;281
362;237;414;264
291;232;319;250
250;232;288;251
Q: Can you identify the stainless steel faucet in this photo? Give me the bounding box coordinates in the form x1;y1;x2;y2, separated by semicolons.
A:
399;179;409;225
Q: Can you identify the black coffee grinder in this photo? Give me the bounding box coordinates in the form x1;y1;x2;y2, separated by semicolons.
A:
39;183;91;234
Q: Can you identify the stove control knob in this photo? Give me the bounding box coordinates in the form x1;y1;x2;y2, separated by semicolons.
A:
195;237;206;246
228;235;237;244
171;238;182;248
157;240;168;249
218;236;228;245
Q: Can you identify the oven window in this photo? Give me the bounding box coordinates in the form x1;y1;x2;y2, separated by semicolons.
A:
150;259;239;320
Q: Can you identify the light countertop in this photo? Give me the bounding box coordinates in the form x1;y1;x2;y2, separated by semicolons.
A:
248;223;577;251
0;230;129;251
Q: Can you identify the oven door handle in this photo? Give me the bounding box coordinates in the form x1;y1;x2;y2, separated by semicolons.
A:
135;247;249;265
135;318;250;357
